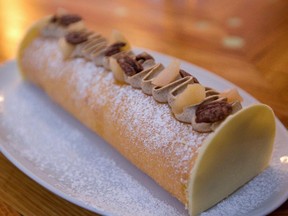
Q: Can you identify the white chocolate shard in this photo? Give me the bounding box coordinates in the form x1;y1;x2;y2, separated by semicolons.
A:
219;88;243;103
171;84;206;114
58;37;75;59
188;104;275;216
151;59;181;87
110;29;131;51
67;20;85;32
110;56;126;83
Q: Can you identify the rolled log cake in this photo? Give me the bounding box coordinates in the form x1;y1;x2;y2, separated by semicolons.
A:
17;12;276;216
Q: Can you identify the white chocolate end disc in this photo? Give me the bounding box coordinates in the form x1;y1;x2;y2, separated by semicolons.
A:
188;104;275;216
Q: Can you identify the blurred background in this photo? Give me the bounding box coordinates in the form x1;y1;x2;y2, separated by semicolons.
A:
0;0;288;215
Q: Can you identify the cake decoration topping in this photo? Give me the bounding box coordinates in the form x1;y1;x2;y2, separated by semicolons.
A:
219;88;243;103
104;42;127;57
59;37;74;59
58;14;82;26
71;33;108;64
135;52;154;64
40;11;85;38
151;59;181;87
195;101;233;123
58;31;92;59
65;31;88;45
179;70;199;84
117;55;143;76
110;30;131;51
110;54;128;82
171;83;206;114
50;15;58;23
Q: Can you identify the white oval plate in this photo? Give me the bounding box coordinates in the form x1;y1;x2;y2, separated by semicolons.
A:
0;50;288;216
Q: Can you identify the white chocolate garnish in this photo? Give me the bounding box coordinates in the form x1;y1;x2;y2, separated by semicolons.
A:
111;29;131;51
110;57;125;82
219;88;243;103
67;20;85;32
188;104;275;215
58;37;75;59
171;84;206;114
151;59;181;87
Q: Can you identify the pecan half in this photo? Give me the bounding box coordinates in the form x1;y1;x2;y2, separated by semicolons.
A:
135;52;154;64
179;69;199;83
50;15;58;23
65;31;88;45
58;14;82;26
195;101;232;123
117;55;143;76
104;42;126;57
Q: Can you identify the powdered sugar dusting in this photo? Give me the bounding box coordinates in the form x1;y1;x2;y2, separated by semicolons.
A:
23;39;208;191
88;70;207;178
31;39;66;79
68;59;106;100
109;84;206;176
202;165;288;216
0;83;185;216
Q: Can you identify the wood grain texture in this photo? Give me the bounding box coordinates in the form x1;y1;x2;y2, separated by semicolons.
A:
0;201;20;216
0;0;287;215
0;154;99;216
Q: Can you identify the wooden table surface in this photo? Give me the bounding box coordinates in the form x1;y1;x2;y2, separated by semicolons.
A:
0;0;287;215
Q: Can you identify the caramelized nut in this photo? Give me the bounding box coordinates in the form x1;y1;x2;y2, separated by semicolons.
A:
50;15;58;23
65;31;88;45
195;101;232;123
58;14;82;26
104;42;126;57
117;55;143;76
